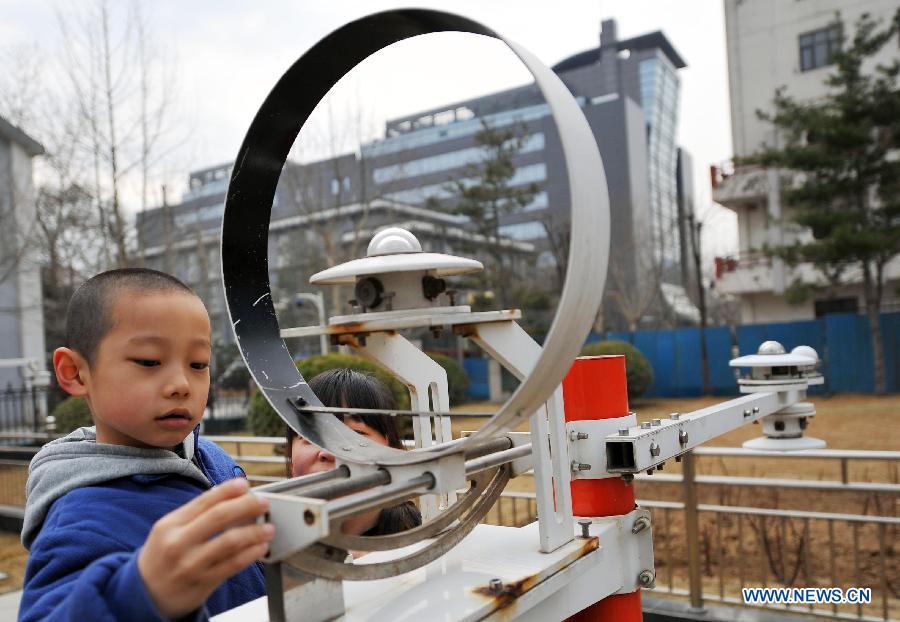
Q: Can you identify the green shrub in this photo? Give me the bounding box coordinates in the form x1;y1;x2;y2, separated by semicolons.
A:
51;397;93;435
246;353;410;437
426;352;470;405
579;340;653;400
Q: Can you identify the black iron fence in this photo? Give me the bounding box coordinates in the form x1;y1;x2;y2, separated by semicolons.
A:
0;386;51;436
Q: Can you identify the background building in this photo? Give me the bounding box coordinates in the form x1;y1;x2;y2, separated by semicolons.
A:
713;0;900;323
0;115;47;389
138;18;697;336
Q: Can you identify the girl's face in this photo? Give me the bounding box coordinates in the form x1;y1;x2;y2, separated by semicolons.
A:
290;416;390;478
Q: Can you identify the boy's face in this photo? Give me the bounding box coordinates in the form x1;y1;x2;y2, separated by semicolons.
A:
80;289;211;449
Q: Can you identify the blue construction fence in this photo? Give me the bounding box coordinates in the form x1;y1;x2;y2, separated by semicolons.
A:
463;312;900;399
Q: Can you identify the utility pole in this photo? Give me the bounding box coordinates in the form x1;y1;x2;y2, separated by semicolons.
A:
688;211;710;395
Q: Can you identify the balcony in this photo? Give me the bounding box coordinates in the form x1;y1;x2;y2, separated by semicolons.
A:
714;252;775;294
710;161;768;210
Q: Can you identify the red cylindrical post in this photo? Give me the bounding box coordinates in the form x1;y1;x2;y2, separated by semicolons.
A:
563;355;642;622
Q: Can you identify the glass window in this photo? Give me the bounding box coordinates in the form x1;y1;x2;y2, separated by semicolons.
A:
331;179;339;195
373;134;545;184
499;221;546;241
799;23;842;72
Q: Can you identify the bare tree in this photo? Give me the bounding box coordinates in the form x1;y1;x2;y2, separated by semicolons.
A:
277;100;384;315
55;0;182;268
606;230;663;332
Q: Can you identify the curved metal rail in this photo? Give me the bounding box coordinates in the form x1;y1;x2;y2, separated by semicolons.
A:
220;8;610;467
284;465;511;581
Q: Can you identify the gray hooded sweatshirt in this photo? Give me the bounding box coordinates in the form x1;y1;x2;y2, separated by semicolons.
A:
22;426;211;549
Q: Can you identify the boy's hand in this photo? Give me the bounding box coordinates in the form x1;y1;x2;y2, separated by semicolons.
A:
138;478;274;619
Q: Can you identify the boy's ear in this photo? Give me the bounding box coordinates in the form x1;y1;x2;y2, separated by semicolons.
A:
53;347;88;397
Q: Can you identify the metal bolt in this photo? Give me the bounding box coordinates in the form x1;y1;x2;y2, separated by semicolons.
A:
752;407;760;414
649;442;660;457
675;455;683;463
621;473;635;485
679;430;689;447
640;422;652;430
577;432;589;440
578;518;591;538
743;409;752;418
571;461;591;472
568;430;590;441
670;412;681;420
656;462;665;471
646;468;655;475
651;418;662;426
358;440;368;447
341;446;352;452
618;428;629;436
631;515;651;534
638;569;656;588
488;578;503;594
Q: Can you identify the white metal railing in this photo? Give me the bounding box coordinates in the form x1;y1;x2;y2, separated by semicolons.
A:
479;448;899;622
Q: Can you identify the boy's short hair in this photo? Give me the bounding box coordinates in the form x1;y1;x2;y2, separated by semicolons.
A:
67;268;197;365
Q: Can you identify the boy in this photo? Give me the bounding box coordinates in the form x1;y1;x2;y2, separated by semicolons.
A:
20;268;270;621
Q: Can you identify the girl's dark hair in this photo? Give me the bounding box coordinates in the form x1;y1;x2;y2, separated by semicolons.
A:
307;368;402;449
285;368;421;534
285;369;403;461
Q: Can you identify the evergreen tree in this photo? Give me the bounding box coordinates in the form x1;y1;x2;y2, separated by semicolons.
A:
748;10;900;394
430;120;538;308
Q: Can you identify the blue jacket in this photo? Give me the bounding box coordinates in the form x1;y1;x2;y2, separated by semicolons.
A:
20;427;265;621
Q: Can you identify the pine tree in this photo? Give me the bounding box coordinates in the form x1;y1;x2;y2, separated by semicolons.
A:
429;120;538;308
749;9;900;394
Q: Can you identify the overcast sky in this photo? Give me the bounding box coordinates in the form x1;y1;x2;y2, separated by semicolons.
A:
1;0;738;258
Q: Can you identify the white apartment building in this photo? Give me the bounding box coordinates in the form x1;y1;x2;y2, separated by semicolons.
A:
0;115;47;388
713;0;900;323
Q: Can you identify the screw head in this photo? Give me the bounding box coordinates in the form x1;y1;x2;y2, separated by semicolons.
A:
578;518;591;538
618;428;629;436
577;431;589;440
651;418;662;426
488;578;503;594
638;569;656;588
640;422;652;430
752;407;760;414
631;515;651;534
341;446;352;452
743;409;752;418
679;430;689;447
649;442;660;457
670;412;681;420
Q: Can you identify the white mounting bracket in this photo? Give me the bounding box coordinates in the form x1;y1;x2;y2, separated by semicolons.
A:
566;414;636;479
257;494;330;562
604;390;805;474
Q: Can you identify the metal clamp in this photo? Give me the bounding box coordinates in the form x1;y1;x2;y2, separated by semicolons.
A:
566;413;637;479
